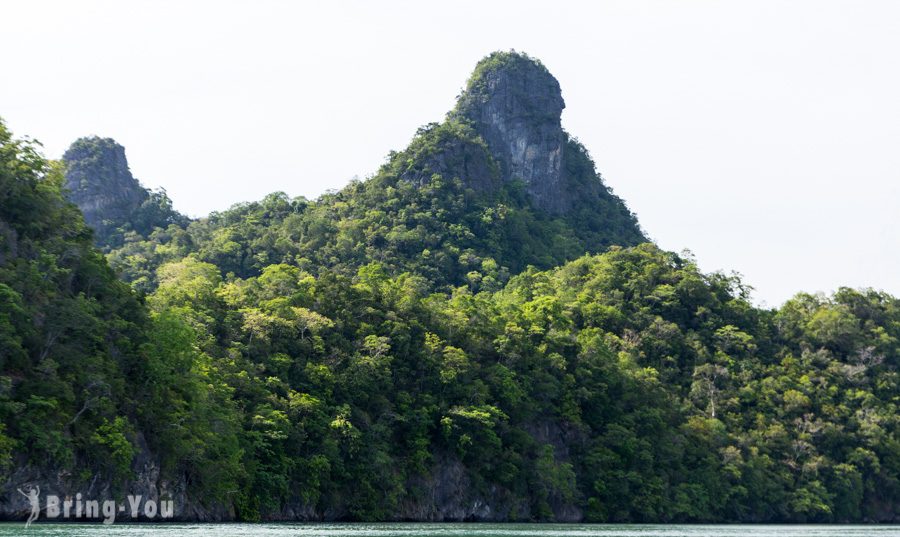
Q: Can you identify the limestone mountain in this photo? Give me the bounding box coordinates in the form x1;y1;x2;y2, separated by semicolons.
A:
1;51;899;524
63;136;188;249
397;50;643;243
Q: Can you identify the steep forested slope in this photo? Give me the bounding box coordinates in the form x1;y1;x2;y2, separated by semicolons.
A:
0;120;241;518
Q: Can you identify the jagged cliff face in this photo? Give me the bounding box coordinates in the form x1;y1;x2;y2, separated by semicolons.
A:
62;137;188;249
454;52;571;213
63;137;148;235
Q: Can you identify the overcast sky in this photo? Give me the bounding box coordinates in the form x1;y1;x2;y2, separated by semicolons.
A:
4;0;898;307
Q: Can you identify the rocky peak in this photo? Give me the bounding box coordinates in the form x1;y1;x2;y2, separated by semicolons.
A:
63;136;149;234
63;136;188;249
453;51;570;213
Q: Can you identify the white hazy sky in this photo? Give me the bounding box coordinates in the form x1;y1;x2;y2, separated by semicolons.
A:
3;0;898;307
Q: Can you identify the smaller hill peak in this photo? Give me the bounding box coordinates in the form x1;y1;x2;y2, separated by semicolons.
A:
63;136;148;232
62;136;187;248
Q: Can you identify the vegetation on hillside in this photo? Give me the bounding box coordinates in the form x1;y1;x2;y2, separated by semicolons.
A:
105;120;643;295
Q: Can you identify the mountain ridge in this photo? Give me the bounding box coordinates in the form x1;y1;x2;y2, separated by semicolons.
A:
68;51;644;293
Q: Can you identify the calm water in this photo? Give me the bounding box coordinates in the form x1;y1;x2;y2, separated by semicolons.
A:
0;524;898;537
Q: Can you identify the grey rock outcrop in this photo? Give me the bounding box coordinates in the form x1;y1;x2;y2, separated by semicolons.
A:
453;52;571;213
62;137;188;248
62;137;149;237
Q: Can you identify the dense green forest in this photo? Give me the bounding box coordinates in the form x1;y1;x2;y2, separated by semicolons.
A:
1;52;898;523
